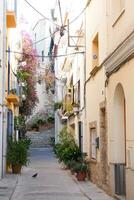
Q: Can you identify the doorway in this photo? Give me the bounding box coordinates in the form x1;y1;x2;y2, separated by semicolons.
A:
113;83;126;196
78;121;83;152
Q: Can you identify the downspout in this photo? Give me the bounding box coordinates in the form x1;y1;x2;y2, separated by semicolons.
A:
8;46;10;94
2;0;7;178
0;0;7;178
83;5;87;153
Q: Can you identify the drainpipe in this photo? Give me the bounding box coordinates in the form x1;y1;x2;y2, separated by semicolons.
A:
1;0;7;178
0;29;2;179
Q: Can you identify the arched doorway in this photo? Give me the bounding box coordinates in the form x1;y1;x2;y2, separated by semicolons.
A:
113;83;126;196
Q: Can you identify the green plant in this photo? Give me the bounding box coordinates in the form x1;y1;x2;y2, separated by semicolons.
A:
14;115;26;131
54;127;82;164
54;102;63;111
73;161;88;173
7;138;31;166
47;116;55;124
37;118;46;126
31;122;39;130
49;137;55;146
17;71;30;83
65;159;77;169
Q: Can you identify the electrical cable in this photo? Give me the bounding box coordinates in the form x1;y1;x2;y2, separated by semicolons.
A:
24;0;91;28
6;50;85;58
24;0;91;45
24;0;61;27
69;0;91;24
33;27;77;45
33;29;59;45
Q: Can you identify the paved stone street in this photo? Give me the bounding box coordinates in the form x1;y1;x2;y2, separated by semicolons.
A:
1;147;114;200
0;130;114;200
27;127;55;148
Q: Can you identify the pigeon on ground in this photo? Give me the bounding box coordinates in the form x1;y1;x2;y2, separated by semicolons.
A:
32;173;38;178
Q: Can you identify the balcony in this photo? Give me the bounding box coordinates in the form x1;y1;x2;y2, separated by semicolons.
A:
6;93;19;106
62;93;73;116
6;0;17;28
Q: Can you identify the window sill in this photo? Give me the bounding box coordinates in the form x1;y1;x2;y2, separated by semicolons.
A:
112;9;125;27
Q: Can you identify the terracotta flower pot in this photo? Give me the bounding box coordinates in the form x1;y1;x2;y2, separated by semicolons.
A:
76;171;86;181
12;164;22;174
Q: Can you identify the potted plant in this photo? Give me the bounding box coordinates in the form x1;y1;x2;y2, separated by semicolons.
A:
7;138;31;174
74;161;88;181
31;122;39;131
54;102;63;111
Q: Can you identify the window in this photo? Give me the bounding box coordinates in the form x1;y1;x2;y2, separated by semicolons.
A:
112;0;125;24
92;33;99;69
73;80;80;105
90;128;97;159
42;50;44;62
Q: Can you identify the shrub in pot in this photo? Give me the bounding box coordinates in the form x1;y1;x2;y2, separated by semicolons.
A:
7;138;31;174
55;127;82;163
67;160;78;174
74;162;88;181
31;122;39;131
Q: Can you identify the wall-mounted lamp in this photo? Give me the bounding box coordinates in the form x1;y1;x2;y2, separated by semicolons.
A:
93;54;98;60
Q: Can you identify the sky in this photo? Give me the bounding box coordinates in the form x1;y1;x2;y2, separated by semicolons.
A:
20;0;85;32
21;0;58;30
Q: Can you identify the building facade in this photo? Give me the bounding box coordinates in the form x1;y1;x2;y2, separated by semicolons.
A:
0;0;21;178
56;0;134;199
0;0;7;179
85;0;134;199
85;0;110;194
54;0;86;146
103;0;134;199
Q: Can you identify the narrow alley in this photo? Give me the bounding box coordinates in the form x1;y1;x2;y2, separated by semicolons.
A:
9;147;114;200
0;128;114;200
1;0;134;199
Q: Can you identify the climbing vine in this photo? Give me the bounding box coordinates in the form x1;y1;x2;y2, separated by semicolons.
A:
18;32;39;116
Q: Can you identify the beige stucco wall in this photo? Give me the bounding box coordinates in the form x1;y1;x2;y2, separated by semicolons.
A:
107;59;134;162
85;68;105;156
85;0;107;155
107;0;134;54
85;0;134;196
105;0;134;198
86;0;108;75
107;58;134;199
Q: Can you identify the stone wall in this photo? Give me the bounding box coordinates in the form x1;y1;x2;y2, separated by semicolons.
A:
88;103;111;195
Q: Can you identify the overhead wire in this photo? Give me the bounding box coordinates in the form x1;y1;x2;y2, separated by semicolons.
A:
69;0;91;24
33;29;59;45
33;27;77;46
24;0;61;27
24;0;91;45
6;50;85;58
24;0;91;28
